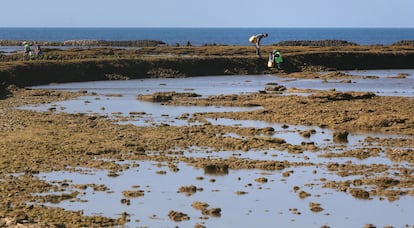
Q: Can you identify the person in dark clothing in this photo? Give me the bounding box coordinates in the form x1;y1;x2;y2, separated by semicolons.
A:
34;42;43;56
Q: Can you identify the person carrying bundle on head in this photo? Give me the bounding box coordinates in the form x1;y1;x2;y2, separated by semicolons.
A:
249;33;268;56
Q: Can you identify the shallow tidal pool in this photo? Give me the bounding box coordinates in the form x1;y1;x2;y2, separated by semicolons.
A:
25;70;414;227
36;160;414;228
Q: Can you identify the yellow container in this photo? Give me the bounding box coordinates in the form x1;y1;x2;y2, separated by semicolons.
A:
267;60;274;68
249;36;256;43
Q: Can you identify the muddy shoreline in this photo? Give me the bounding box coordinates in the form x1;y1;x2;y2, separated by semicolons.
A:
0;46;413;227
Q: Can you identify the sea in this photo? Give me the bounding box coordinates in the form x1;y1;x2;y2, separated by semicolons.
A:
0;27;414;46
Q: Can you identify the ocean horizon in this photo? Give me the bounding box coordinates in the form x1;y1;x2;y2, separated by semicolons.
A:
1;27;413;46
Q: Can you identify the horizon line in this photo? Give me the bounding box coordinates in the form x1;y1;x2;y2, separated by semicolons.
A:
1;26;414;29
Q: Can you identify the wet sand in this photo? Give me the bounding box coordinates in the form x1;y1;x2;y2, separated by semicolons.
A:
0;46;413;227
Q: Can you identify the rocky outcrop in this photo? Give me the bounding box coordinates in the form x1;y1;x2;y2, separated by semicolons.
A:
392;40;414;46
309;91;376;101
276;40;359;46
0;40;166;47
61;40;166;47
137;92;201;102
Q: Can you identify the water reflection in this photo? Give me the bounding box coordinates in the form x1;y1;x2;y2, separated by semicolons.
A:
205;118;402;147
22;95;261;126
31;75;278;97
31;70;414;97
35;161;414;228
282;69;413;97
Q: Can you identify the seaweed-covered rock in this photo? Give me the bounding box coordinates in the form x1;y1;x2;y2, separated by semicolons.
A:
333;131;349;143
168;210;190;222
177;185;199;196
309;202;324;212
202;207;222;217
136;91;201;102
309;91;376;101
349;188;370;199
265;84;286;92
203;163;229;175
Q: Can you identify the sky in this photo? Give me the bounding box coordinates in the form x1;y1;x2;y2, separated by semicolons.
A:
1;0;413;28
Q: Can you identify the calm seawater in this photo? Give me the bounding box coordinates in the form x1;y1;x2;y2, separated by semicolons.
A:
0;28;413;45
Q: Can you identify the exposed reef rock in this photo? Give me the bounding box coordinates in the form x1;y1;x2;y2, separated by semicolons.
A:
275;40;359;46
309;91;376;101
0;39;166;47
137;91;201;102
392;40;414;46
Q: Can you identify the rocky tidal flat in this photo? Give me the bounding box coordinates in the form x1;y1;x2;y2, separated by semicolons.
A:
0;45;413;227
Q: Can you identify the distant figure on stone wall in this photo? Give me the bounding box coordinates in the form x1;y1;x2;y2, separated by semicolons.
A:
34;42;43;56
22;41;32;60
249;33;268;56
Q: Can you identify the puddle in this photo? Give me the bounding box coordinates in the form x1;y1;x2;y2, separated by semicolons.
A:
35;160;414;228
345;69;413;78
205;117;409;159
30;71;414;98
170;146;403;168
20;95;261;127
206;118;333;146
25;75;277;126
31;75;279;97
282;69;414;97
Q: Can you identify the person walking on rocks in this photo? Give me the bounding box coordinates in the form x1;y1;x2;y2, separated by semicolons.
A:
34;41;43;57
22;41;32;60
249;33;268;56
